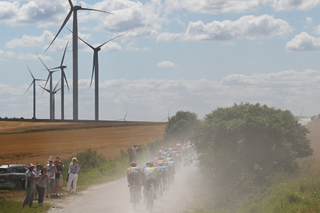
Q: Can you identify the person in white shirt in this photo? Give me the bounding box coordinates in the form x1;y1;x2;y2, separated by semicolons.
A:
66;157;81;195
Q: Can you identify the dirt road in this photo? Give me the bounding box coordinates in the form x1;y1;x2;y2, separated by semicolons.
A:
48;164;197;213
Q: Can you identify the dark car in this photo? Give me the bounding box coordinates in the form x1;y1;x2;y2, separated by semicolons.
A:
0;164;28;190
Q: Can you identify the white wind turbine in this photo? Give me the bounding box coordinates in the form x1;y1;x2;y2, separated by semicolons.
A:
24;62;45;119
46;0;113;121
40;81;61;120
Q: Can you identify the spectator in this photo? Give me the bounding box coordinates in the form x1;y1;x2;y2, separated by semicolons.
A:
34;163;41;200
66;157;80;195
36;167;48;206
46;156;56;198
129;148;134;165
54;157;64;197
132;145;138;162
22;163;40;208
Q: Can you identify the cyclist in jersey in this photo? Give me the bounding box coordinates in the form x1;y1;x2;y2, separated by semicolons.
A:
127;162;142;203
159;147;164;154
155;156;164;166
156;163;167;192
143;162;157;205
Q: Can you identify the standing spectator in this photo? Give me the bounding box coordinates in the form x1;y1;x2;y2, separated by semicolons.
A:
36;167;48;206
54;157;64;197
132;145;138;163
22;163;40;208
33;163;41;200
46;156;56;198
149;142;155;159
66;157;80;195
129;148;134;165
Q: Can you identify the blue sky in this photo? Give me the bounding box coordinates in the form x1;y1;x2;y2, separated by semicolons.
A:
0;0;320;121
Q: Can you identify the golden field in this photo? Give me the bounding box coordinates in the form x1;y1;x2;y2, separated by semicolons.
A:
0;120;166;165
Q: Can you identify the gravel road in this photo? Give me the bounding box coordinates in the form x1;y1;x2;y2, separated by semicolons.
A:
48;164;197;213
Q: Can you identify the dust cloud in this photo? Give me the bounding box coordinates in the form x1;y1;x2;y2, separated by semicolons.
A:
48;159;199;213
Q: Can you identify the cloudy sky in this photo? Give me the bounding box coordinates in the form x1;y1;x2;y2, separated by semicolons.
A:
0;0;320;121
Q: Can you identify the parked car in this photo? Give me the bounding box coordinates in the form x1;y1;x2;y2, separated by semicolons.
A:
0;164;28;190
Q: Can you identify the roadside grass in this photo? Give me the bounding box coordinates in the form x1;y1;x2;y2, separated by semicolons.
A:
193;156;320;213
0;199;51;213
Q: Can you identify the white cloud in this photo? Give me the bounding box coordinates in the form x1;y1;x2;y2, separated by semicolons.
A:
272;0;320;11
286;32;320;51
164;0;272;14
157;61;178;67
306;17;313;26
6;30;53;49
0;0;69;26
157;15;292;42
1;69;320;120
92;0;162;32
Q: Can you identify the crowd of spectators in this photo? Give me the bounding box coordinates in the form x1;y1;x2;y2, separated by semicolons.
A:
22;156;81;208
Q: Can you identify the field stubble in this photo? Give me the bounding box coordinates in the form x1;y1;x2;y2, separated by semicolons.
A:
0;121;166;165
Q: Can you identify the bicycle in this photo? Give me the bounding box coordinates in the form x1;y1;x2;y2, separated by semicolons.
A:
147;183;155;212
129;182;139;210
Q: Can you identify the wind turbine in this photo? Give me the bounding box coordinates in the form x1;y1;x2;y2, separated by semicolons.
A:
36;54;57;120
76;33;123;121
117;111;128;121
24;62;45;119
49;42;70;120
162;109;170;121
46;0;112;121
40;81;61;120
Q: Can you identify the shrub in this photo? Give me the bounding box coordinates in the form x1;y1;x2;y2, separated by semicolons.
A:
193;103;313;207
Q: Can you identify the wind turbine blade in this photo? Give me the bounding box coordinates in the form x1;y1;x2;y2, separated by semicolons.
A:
68;0;73;7
42;74;51;94
25;61;35;80
36;54;51;73
39;85;50;93
62;70;70;91
24;81;34;96
89;53;96;88
55;88;62;93
53;80;61;91
50;66;61;70
61;41;69;66
67;27;95;50
46;10;72;52
98;34;124;49
124;111;128;121
79;7;113;15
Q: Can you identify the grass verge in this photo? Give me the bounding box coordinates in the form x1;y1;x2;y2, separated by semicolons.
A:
0;199;51;213
192;157;320;213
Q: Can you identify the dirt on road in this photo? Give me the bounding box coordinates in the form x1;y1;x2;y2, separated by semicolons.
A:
48;163;197;213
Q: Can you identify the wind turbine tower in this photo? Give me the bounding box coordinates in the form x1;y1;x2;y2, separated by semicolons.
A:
50;42;69;120
76;33;123;121
37;54;57;120
46;0;112;121
40;81;61;120
24;62;45;119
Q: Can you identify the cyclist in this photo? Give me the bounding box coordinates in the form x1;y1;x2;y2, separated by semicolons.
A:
156;162;167;192
155;156;164;166
127;162;142;203
167;157;175;184
143;162;157;208
159;147;164;154
176;141;182;151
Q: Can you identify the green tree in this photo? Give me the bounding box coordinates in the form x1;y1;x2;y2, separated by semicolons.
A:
193;103;313;206
164;110;198;142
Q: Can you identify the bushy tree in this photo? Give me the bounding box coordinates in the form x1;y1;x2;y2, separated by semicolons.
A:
164;110;198;142
193;103;313;205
